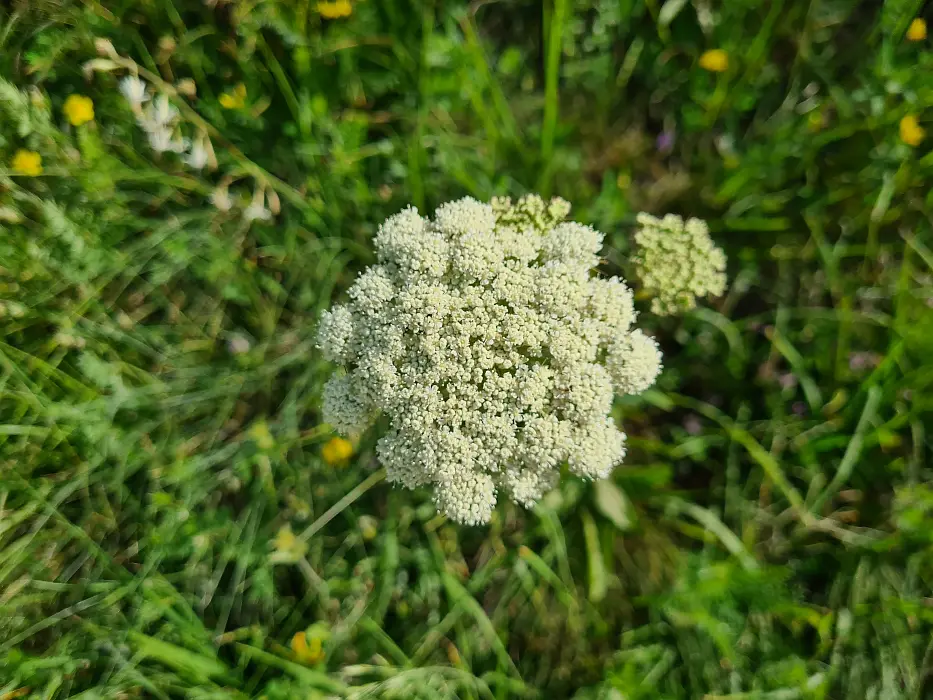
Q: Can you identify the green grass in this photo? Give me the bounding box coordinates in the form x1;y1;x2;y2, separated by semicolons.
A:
2;0;933;697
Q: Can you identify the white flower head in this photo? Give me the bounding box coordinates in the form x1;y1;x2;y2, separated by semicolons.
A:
316;196;671;525
211;184;233;212
146;125;188;154
119;75;150;110
185;137;210;169
244;187;272;222
633;213;727;315
244;203;272;222
138;94;179;133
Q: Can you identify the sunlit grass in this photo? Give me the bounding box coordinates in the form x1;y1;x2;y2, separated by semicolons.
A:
1;1;932;698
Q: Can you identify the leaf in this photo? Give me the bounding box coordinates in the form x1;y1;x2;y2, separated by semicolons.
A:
663;496;758;570
642;389;675;411
129;632;229;683
82;58;120;79
234;643;346;692
658;0;689;27
724;216;792;231
870;171;895;223
593;479;636;531
581;509;607;603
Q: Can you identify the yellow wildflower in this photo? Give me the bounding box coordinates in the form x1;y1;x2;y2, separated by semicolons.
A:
219;83;247;110
321;436;353;465
907;18;927;41
316;0;352;19
900;115;925;146
699;49;729;73
11;150;42;176
291;624;329;665
63;94;94;126
290;632;321;664
249;420;275;450
270;525;308;564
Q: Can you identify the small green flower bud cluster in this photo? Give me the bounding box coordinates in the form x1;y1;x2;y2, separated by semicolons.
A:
633;213;727;316
491;194;572;233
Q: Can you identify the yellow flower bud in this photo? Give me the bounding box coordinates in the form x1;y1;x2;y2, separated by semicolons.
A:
321;436;354;465
316;0;352;19
358;515;378;541
699;49;729;72
907;18;927;41
900;115;925;146
249;420;275;450
219;83;247;109
270;525;308;564
290;632;325;664
291;624;329;664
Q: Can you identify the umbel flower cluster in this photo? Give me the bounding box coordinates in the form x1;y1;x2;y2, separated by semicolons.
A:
317;196;669;525
633;213;727;316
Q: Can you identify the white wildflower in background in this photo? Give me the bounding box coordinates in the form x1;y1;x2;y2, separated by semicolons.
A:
185;135;210;169
316;196;663;525
243;188;272;222
210;183;234;212
120;80;189;155
632;213;727;316
244;201;271;222
117;73;244;214
112;67;278;223
146;126;188;154
119;75;149;111
139;94;179;131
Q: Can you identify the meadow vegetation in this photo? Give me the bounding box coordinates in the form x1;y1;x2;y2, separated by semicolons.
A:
1;0;932;697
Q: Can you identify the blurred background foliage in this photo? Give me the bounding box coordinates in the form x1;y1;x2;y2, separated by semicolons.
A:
1;0;932;697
